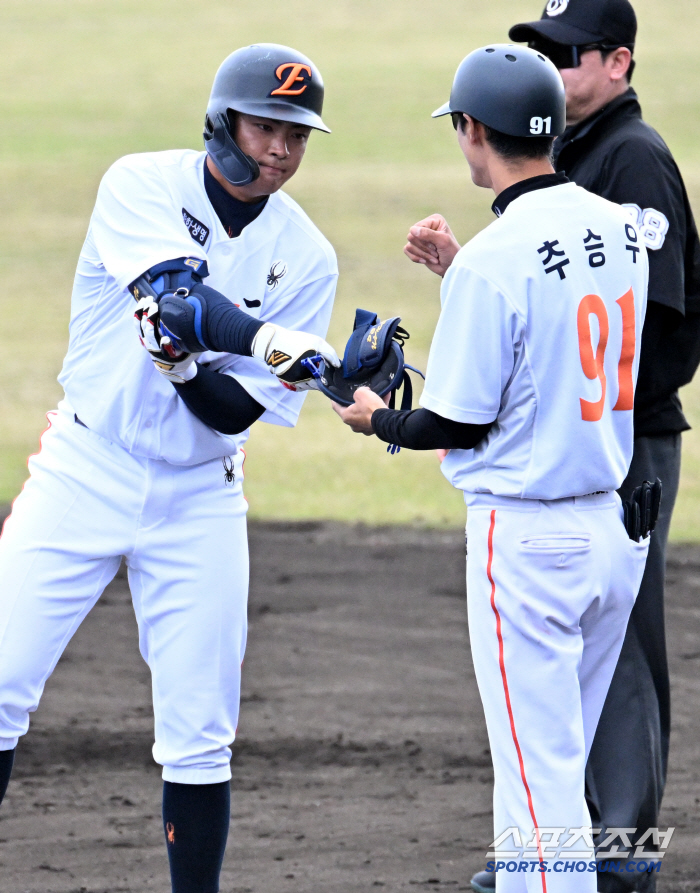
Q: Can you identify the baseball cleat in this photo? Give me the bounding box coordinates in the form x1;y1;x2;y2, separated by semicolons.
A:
470;868;495;892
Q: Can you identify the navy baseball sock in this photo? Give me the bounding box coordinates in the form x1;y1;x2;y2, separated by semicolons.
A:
0;749;15;805
162;780;230;893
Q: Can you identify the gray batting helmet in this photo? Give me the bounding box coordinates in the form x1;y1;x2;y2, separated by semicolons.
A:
204;43;330;187
432;44;566;138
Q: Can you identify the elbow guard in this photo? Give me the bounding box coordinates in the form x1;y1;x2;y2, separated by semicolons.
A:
128;257;210;302
159;283;263;356
129;256;262;357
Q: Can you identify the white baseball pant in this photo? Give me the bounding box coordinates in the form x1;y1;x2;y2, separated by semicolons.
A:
466;492;649;893
0;406;248;784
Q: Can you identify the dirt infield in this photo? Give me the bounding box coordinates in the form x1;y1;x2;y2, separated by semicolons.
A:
0;519;698;892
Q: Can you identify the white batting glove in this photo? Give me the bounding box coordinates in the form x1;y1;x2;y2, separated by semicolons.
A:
134;297;201;384
251;322;340;389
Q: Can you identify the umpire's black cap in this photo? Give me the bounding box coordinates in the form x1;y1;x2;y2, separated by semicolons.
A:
433;45;566;138
509;0;637;48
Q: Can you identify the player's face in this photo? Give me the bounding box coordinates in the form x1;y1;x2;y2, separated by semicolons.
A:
558;48;632;125
455;116;491;189
234;113;311;197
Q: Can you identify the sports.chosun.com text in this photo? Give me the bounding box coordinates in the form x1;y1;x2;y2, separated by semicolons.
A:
485;860;662;875
484;826;673;876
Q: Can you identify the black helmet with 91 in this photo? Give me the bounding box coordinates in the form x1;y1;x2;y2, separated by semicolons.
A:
204;43;330;188
432;44;566;138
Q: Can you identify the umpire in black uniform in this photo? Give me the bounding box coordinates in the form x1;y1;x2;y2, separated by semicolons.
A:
469;1;700;891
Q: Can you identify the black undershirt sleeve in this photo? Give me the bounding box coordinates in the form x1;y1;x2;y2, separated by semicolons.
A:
172;364;265;435
371;407;493;450
189;282;264;355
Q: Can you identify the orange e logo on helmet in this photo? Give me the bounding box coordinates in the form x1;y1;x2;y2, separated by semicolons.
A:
270;62;312;96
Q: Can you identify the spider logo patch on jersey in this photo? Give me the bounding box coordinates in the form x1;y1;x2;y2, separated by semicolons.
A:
267;260;288;290
545;0;569;15
222;456;235;486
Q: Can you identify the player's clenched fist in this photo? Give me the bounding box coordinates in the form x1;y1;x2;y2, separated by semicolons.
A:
251;322;340;390
404;214;461;277
134;296;200;383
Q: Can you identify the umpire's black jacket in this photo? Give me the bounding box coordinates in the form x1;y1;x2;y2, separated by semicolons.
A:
554;88;700;436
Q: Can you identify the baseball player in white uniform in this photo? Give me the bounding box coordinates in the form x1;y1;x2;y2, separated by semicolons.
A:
0;44;338;892
335;46;652;892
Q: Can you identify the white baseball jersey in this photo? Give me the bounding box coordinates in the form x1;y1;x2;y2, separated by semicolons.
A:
420;181;649;499
58;149;338;465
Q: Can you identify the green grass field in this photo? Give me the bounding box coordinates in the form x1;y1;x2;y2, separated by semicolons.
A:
2;0;700;533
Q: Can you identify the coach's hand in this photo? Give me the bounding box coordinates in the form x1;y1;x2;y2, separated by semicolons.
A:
252;322;340;388
404;214;461;277
332;387;387;434
134;296;201;383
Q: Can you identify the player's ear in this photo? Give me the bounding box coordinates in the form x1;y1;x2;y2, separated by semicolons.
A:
464;116;482;145
608;47;632;82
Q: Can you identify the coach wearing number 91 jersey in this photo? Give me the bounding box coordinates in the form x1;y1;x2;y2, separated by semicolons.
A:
342;44;651;893
507;2;700;889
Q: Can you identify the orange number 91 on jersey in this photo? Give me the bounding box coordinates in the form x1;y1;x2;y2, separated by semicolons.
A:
577;288;635;422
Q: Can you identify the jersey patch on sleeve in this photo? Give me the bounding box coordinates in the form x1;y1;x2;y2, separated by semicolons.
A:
182;208;210;246
622;204;669;251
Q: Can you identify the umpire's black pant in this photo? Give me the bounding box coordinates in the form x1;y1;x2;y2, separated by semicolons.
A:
586;433;681;893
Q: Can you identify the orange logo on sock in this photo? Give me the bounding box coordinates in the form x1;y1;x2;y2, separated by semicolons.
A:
166;822;175;844
270;63;312;96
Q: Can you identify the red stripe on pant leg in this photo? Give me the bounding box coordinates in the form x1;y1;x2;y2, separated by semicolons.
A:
486;509;547;893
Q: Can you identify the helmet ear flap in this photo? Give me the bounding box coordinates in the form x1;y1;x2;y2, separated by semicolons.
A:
202;112;260;187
